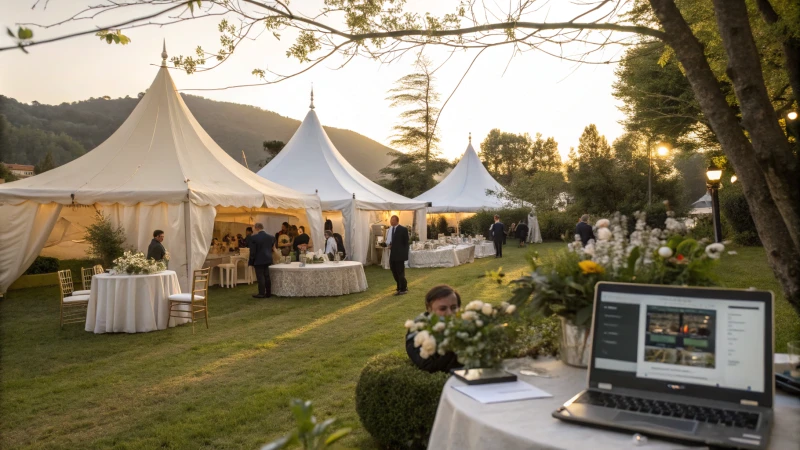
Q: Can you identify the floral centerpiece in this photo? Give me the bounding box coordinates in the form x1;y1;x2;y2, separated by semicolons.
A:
511;211;728;367
405;300;518;369
112;251;167;275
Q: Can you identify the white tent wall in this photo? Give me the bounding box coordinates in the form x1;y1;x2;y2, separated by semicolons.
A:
0;202;62;293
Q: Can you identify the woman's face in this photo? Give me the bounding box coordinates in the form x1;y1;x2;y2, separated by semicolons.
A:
427;293;459;317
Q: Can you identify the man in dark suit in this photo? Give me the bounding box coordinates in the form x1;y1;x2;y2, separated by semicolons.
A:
248;222;275;298
146;229;166;261
387;215;409;295
575;214;595;246
490;215;504;258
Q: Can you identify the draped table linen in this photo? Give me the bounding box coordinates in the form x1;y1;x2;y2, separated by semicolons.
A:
269;261;368;297
407;244;476;268
473;241;496;258
429;358;800;450
85;270;187;334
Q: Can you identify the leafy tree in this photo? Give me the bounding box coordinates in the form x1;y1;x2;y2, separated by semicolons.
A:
479;129;531;185
261;140;285;167
6;0;800;312
34;151;56;174
530;133;562;173
379;150;450;198
84;211;127;268
503;170;570;212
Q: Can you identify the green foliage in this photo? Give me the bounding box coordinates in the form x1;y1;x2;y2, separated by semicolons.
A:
379;149;451;198
509;314;562;359
84;211;127;268
501;170;569;212
435;216;448;236
720;182;761;246
536;210;577;241
95;29;131;45
458;207;530;237
355;352;448;450
261;400;351;450
24;256;60;275
34;151;56;174
479;130;561;186
261;140;286;167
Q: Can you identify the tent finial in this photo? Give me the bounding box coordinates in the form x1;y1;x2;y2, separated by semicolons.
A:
468;132;472;144
310;84;315;110
161;39;168;67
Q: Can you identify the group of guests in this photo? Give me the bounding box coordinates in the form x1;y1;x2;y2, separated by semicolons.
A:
274;222;313;263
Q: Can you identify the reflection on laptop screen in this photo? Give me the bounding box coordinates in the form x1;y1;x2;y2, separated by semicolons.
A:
594;291;765;393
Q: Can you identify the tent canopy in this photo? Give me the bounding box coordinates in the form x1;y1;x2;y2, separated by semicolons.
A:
0;47;323;293
256;99;426;263
257;103;426;212
414;139;512;213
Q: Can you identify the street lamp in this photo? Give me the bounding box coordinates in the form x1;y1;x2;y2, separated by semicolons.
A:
789;111;798;121
730;175;737;183
648;141;670;207
706;164;723;243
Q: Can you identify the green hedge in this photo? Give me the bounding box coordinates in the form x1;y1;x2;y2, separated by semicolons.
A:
24;256;60;275
355;352;449;449
720;183;761;246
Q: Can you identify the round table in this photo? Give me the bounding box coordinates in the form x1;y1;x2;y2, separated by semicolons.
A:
428;358;800;450
474;241;496;258
85;270;187;334
269;261;368;297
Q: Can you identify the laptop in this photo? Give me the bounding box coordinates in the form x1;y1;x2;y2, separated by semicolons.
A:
553;282;774;449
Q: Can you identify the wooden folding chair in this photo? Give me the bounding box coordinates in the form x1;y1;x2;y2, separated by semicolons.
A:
167;268;210;334
58;269;89;328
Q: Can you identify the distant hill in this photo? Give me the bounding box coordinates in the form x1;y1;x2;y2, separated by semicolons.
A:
0;94;394;179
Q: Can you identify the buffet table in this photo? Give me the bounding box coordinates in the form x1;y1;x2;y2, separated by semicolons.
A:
269;261;368;297
85;270;187;334
473;241;496;258
428;358;800;450
408;244;476;268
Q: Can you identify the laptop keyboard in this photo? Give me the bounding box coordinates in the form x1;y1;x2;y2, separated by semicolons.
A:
576;391;760;430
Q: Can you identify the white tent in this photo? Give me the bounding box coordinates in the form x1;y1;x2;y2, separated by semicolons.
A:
256;95;427;264
414;138;512;213
690;193;713;215
0;46;324;293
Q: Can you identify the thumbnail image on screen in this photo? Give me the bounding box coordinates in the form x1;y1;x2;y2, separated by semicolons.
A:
644;306;715;368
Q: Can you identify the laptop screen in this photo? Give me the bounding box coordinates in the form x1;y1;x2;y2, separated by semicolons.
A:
590;283;774;407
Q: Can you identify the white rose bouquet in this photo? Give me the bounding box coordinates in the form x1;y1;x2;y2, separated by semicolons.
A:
112;251;167;275
404;301;518;369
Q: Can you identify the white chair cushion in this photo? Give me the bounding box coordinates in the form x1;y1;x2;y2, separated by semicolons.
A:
64;294;90;303
218;263;236;269
72;290;91;296
168;293;205;302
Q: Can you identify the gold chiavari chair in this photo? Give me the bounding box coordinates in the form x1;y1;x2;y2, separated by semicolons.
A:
58;269;90;328
93;264;104;275
167;268;210;334
79;267;95;294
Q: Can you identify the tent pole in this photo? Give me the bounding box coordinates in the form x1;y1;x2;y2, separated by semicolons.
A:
184;200;193;291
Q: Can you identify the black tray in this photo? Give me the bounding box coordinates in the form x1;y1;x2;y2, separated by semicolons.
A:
451;368;517;385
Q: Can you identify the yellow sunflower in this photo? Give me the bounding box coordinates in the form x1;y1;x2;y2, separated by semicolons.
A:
578;260;605;275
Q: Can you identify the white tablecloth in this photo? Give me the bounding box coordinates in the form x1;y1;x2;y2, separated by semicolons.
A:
407;244;476;268
474;241;496;258
85;270;187;334
429;358;800;450
269;261;368;297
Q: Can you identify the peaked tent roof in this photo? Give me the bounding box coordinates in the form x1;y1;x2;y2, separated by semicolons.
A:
0;60;320;211
257;106;426;211
414;140;511;213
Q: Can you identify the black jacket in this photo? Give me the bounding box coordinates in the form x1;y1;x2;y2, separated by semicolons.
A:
575;221;595;246
146;239;166;261
249;231;275;266
388;225;409;262
405;314;462;374
490;222;505;241
516;223;529;240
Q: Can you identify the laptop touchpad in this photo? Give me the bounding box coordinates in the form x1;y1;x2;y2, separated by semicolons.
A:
613;411;698;434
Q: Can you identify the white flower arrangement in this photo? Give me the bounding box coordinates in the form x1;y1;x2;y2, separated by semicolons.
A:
112;251;167;275
404;301;518;369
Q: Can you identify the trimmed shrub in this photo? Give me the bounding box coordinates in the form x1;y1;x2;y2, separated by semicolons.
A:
720;183;761;246
537;211;576;241
436;216;448;236
355;352;449;449
24;256;60;275
458;207;530;238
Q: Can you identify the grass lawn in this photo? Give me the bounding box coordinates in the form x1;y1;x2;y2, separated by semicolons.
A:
1;243;797;449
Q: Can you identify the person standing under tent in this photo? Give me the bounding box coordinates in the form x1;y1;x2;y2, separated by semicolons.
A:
147;229;167;261
386;215;409;295
249;223;275;299
324;230;338;259
275;222;289;242
490;215;504;258
293;226;311;260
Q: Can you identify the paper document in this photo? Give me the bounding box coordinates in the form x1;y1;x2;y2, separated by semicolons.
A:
453;380;552;404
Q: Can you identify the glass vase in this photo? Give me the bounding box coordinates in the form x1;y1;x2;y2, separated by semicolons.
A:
559;317;592;368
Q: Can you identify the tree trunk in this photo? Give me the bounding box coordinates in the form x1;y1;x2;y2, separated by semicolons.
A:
649;0;800;314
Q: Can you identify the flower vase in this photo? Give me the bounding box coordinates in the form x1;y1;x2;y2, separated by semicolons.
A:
559;317;592;368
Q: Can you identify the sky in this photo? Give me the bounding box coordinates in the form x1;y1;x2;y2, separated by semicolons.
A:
0;1;627;162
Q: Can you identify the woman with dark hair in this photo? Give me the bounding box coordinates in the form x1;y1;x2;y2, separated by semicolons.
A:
405;285;463;373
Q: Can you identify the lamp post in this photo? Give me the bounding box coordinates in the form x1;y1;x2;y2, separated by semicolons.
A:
648;141;670;207
706;164;723;243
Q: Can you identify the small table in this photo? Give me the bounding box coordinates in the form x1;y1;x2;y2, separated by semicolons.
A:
474;241;496;258
269;261;368;297
85;270;187;334
428;358;800;449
